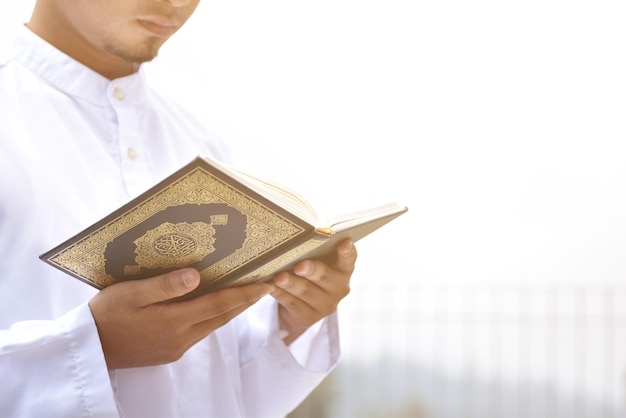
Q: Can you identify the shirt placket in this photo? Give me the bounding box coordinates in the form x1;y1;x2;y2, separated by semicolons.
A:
108;84;151;198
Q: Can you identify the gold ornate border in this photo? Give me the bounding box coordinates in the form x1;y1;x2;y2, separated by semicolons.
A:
48;167;304;288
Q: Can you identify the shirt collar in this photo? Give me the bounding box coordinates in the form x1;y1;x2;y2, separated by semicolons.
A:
11;25;147;106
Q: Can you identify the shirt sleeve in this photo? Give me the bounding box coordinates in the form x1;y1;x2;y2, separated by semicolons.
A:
0;303;119;417
237;297;341;418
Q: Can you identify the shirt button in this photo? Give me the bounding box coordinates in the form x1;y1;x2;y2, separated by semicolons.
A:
113;87;125;101
127;147;137;160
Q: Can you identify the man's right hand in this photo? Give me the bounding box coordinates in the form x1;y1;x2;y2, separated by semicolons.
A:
88;268;273;369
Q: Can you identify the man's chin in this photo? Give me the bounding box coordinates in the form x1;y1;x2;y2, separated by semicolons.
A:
105;40;162;65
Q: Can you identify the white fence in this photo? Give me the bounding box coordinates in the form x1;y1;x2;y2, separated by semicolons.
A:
291;281;626;418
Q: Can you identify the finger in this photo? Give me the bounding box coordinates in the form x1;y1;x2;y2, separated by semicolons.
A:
271;275;315;308
273;271;318;299
177;282;274;324
188;298;259;341
272;271;339;314
292;239;357;281
183;283;274;340
120;268;200;307
333;239;357;273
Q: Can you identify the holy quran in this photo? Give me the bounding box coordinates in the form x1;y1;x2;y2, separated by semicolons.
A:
40;156;408;299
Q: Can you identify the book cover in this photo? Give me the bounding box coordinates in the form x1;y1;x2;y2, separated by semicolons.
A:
40;157;407;298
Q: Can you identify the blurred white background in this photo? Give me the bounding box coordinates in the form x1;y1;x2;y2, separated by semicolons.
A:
2;1;626;417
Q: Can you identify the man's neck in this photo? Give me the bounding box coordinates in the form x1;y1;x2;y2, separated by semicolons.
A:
27;6;138;80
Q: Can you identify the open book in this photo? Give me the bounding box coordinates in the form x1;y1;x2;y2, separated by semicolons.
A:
40;157;408;299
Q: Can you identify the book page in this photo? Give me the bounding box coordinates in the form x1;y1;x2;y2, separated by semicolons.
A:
203;157;320;224
322;202;407;233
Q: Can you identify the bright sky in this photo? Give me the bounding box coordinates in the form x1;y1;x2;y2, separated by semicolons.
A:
2;1;626;285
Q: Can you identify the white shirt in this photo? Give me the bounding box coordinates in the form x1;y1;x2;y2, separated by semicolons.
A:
0;26;339;418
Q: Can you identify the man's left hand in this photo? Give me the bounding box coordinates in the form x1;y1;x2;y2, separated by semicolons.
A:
270;239;357;345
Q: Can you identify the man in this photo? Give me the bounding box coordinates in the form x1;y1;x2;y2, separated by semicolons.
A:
0;0;357;416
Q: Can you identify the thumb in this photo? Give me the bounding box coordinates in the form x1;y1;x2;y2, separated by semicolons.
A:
131;268;200;306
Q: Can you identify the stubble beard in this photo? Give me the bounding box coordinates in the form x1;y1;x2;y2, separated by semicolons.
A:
104;37;163;64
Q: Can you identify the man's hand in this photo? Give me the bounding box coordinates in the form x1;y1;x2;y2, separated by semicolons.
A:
88;268;273;369
270;239;357;345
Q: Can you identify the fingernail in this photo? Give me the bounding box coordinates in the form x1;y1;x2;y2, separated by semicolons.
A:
182;270;199;288
295;262;310;276
275;275;288;287
343;240;354;255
